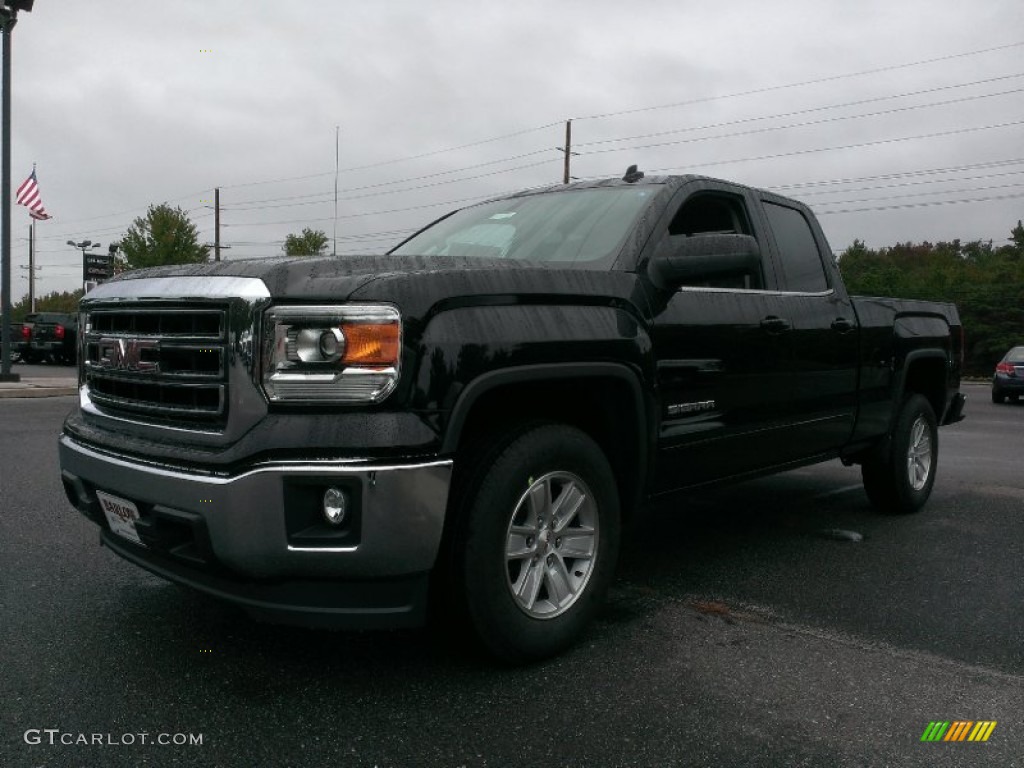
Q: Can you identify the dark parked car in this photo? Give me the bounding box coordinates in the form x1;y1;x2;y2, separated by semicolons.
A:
24;312;78;364
991;346;1024;403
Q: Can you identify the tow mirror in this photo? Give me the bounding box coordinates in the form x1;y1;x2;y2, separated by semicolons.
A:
647;233;761;290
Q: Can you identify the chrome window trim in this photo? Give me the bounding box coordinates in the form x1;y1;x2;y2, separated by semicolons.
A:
676;286;836;298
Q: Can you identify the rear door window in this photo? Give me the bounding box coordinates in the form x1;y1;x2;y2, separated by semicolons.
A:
763;202;829;293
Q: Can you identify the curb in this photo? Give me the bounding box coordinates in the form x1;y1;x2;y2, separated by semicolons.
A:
0;381;79;399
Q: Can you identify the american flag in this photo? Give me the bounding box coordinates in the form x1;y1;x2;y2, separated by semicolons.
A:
16;168;52;220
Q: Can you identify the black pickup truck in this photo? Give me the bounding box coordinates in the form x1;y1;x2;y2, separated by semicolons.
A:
59;170;965;661
23;311;78;364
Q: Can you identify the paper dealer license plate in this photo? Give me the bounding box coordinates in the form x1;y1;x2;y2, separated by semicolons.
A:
96;490;143;546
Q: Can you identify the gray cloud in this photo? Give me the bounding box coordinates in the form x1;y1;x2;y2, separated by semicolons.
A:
5;0;1023;299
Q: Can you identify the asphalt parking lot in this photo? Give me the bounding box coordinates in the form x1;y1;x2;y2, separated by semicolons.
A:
1;382;1021;767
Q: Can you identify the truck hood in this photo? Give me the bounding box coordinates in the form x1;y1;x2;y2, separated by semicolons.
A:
101;255;647;317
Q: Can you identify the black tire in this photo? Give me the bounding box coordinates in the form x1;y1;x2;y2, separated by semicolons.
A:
454;424;620;663
992;389;1005;404
861;394;938;515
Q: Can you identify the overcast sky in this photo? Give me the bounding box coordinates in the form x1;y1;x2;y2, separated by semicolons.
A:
5;0;1024;300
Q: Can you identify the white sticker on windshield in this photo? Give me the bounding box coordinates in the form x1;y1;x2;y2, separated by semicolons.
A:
489;212;516;219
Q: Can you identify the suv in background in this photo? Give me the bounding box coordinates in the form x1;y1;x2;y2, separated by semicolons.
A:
992;346;1024;403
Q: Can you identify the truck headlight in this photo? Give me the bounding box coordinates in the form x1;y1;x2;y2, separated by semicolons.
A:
261;304;401;403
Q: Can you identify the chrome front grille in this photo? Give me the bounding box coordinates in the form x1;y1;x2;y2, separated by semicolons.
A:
83;307;229;425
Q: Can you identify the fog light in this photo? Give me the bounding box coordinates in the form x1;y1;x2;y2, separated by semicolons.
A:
322;487;348;525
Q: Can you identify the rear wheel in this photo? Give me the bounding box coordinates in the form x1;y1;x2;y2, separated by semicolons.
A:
861;394;938;515
455;424;620;663
992;389;1005;404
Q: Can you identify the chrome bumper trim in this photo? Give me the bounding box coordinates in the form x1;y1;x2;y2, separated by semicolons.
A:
59;433;453;579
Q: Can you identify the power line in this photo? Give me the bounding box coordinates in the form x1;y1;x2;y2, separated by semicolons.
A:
224;194;488;228
575;72;1024;149
38;188;214;228
771;158;1024;191
817;190;1024;215
36;208;216;244
224;158;556;214
226;151;554;210
787;168;1024;199
811;179;1024;208
576;87;1024;157
573;40;1024;121
217;121;562;191
222;227;414;247
620;118;1024;177
223;74;1024;213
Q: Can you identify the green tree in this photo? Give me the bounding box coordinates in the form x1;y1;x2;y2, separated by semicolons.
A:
9;290;85;321
1008;219;1024;257
838;221;1024;376
119;204;209;270
283;228;329;257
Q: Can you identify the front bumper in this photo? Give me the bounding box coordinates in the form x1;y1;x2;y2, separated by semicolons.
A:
59;434;453;628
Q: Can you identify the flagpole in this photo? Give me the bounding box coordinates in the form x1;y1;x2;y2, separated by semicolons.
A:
28;217;34;312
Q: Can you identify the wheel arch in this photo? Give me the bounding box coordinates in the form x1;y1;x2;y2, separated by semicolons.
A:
441;362;652;519
895;349;948;423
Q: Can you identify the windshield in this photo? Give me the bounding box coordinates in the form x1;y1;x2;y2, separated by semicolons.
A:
390;187;655;267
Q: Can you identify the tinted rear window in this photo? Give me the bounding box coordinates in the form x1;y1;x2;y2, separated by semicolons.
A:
763;202;829;292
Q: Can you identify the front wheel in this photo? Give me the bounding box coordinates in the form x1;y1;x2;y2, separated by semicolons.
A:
861;394;938;515
456;424;620;663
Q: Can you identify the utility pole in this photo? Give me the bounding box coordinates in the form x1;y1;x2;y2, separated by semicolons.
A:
0;7;15;381
333;125;340;256
19;224;39;310
0;1;34;382
563;120;572;184
214;187;221;261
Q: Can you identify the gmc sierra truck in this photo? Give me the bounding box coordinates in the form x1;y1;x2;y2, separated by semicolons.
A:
59;170;965;662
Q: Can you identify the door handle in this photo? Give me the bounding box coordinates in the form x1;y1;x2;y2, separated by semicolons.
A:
831;317;855;333
760;316;791;333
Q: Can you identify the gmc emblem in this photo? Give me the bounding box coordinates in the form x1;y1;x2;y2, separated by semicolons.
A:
97;337;160;373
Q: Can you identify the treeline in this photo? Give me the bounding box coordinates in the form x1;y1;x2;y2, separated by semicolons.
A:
838;221;1024;376
9;290;84;321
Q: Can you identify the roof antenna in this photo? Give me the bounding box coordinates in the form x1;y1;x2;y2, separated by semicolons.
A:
622;164;644;183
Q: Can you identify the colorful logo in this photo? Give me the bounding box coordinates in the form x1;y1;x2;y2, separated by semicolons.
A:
921;721;997;742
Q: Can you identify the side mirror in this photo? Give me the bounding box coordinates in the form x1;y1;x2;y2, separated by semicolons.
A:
647;233;761;290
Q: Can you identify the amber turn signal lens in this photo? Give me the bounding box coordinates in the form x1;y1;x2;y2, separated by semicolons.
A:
340;323;400;366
